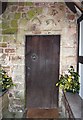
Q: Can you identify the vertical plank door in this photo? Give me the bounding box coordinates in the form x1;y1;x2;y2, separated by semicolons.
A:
25;35;60;109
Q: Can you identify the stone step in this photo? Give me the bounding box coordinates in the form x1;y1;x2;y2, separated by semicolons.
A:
26;108;59;118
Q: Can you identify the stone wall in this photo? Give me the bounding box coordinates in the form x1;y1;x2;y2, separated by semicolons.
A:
0;2;78;117
0;92;9;119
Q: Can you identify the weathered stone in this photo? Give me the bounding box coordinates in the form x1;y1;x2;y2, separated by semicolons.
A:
32;30;41;34
5;49;15;53
2;66;10;73
11;20;18;28
2;36;9;42
2;28;18;34
1;91;9;119
62;47;76;57
2;21;9;29
11;5;18;12
0;43;7;47
17;6;24;12
18;2;24;6
0;49;3;53
35;7;43;15
1;54;8;59
0;23;2;29
24;2;33;6
16;46;24;55
67;14;75;21
11;56;22;61
22;13;26;18
10;55;24;64
27;9;37;19
27;7;43;20
0;36;3;42
19;18;28;27
14;13;21;19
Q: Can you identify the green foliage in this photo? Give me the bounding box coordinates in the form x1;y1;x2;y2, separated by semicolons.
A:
0;67;14;92
56;66;80;93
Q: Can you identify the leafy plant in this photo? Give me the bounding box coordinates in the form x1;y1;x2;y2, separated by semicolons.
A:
0;67;14;92
56;66;80;93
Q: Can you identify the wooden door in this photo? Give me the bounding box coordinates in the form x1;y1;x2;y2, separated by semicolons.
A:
25;35;60;109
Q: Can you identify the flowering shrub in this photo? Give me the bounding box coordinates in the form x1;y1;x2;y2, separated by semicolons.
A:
56;66;80;93
0;67;14;92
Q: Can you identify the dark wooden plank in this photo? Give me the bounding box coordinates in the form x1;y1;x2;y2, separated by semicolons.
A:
25;35;60;109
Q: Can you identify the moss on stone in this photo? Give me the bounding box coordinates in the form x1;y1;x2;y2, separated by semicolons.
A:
0;23;2;28
3;36;8;42
0;43;7;47
0;36;2;42
27;7;43;19
27;9;37;19
2;28;17;34
24;2;33;6
2;22;9;29
11;20;18;27
14;13;21;19
36;7;43;14
20;18;28;26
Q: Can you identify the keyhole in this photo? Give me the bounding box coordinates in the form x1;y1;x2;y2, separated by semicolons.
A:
31;53;38;61
33;55;36;60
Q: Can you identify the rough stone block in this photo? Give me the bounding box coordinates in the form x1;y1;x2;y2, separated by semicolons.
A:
0;23;2;29
62;47;76;57
2;28;17;34
2;36;8;42
2;21;9;30
0;36;3;42
10;55;24;65
0;49;3;53
16;47;24;55
24;2;33;6
17;6;24;12
67;14;75;21
14;13;21;19
0;43;7;47
11;20;18;28
2;66;10;73
5;49;15;53
11;6;18;12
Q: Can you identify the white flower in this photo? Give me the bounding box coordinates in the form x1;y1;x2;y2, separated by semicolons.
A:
72;76;74;79
65;71;68;74
65;71;70;76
